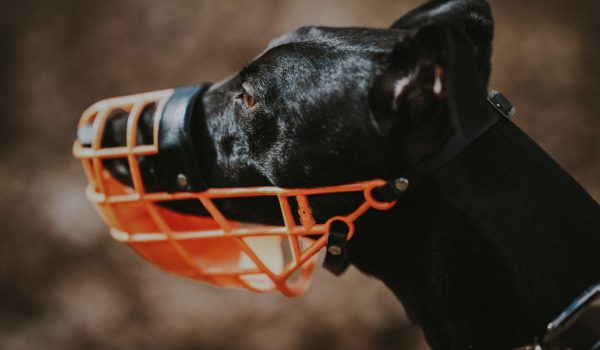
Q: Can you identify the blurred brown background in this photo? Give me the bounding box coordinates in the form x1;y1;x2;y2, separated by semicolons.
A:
1;1;598;349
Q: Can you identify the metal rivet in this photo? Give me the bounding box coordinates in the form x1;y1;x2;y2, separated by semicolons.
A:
327;245;343;256
176;173;189;188
394;178;410;192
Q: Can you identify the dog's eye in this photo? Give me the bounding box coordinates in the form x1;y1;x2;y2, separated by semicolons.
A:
242;92;256;109
238;84;257;110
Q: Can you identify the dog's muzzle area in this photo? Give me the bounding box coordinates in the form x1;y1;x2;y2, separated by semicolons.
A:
73;85;399;296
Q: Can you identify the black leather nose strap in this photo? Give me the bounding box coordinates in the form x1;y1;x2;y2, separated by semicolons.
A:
158;84;211;193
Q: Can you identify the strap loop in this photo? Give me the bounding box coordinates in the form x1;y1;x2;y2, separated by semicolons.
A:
323;220;352;276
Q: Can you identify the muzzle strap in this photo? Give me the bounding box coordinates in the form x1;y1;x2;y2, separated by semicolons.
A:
374;91;515;202
323;220;352;276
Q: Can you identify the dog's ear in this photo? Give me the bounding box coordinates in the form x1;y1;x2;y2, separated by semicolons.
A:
369;23;490;167
391;0;493;84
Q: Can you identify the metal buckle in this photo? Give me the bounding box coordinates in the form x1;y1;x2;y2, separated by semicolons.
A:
488;90;516;119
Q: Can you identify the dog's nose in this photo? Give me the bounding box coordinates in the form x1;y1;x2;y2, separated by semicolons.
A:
76;104;157;189
76;104;155;148
76;84;212;194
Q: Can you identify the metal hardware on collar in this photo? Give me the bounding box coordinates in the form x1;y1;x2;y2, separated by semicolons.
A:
323;220;352;276
541;283;600;350
488;90;516;119
514;283;600;350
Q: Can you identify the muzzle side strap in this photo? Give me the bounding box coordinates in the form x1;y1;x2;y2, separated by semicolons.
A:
323;220;352;276
374;91;515;202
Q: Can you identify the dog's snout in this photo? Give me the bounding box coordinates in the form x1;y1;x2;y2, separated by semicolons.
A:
76;84;214;197
76;105;155;148
76;105;158;189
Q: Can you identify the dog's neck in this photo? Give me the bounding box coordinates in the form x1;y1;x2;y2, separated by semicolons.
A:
349;119;600;350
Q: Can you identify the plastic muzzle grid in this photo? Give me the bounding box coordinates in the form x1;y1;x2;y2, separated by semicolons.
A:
73;88;396;296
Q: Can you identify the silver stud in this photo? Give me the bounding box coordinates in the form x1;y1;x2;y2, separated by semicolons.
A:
176;173;189;188
394;178;410;192
327;245;343;256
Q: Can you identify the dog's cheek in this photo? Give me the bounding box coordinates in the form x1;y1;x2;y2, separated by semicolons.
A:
203;112;249;183
241;111;280;158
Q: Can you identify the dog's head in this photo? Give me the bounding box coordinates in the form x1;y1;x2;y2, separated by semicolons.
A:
199;0;493;218
84;0;494;223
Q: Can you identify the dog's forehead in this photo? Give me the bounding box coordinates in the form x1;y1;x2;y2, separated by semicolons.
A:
265;27;330;50
265;26;403;54
208;26;403;93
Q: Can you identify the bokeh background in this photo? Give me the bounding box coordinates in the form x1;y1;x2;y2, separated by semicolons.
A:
1;1;599;349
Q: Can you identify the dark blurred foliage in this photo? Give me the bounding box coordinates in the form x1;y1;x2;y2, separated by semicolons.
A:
0;1;598;349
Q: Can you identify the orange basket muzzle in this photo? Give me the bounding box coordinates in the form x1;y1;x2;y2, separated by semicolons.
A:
73;84;399;296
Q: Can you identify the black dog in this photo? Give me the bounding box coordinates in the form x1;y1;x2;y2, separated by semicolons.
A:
88;0;600;349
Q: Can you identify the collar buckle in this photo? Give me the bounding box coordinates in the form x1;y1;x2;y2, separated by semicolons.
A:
488;90;516;119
